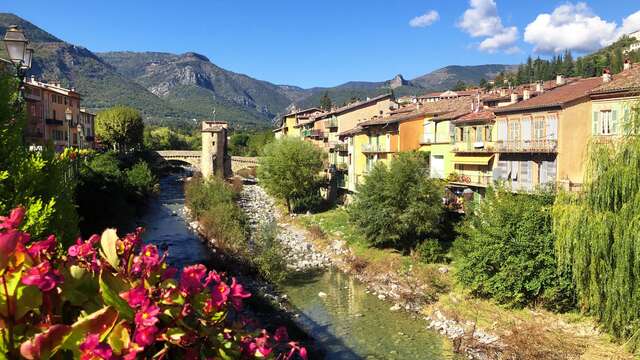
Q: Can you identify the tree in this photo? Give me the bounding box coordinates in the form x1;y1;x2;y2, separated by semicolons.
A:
554;104;640;350
319;91;332;111
348;152;443;251
454;188;575;310
258;138;325;213
453;80;467;91
96;106;144;152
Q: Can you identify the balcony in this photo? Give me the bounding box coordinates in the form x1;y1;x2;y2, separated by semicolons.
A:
361;143;391;153
449;172;493;187
335;142;348;152
495;139;558;153
325;117;338;128
46;118;64;126
303;129;325;139
420;134;435;145
453;141;495;153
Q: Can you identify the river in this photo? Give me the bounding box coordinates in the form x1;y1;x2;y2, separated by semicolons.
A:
137;173;456;359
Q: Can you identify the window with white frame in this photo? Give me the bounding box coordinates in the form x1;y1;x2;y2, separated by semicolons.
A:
597;110;616;135
533;117;545;140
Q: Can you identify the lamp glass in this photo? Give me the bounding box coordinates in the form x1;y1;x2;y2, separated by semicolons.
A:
65;108;73;121
3;26;27;65
22;48;33;69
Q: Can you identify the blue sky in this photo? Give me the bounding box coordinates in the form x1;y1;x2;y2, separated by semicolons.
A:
2;1;639;88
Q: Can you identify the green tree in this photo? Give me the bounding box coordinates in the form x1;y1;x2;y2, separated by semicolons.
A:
454;187;575;310
258;137;325;213
452;80;467;91
319;91;332;111
554;104;640;350
95;106;144;152
349;152;443;251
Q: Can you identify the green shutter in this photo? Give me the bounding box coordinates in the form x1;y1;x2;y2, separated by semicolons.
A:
611;110;618;135
592;111;598;135
623;108;630;135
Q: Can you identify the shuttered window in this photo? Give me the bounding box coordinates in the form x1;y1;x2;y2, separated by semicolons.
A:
497;120;508;141
521;117;532;142
546;114;558;140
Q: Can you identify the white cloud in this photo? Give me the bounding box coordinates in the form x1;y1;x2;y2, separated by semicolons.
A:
409;10;440;28
524;3;640;54
458;0;518;53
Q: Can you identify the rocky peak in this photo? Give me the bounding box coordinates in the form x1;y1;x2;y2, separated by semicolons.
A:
181;52;210;62
388;74;409;89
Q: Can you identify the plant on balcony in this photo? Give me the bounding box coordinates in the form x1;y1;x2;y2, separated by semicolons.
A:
0;207;307;359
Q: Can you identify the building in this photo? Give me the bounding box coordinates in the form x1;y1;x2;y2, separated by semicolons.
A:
626;30;640;53
79;108;96;148
23;77;95;151
493;76;604;192
273;107;323;139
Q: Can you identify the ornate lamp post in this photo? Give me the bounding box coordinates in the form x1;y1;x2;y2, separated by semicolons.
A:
65;107;73;148
2;25;34;102
77;123;83;149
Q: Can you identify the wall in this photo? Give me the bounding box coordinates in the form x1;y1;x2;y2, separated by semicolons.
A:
557;99;591;185
398;116;425;151
336;98;395;133
284;115;301;138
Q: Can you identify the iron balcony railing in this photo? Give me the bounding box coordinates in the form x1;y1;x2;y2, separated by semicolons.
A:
334;142;348;152
361;143;391;153
495;139;558;153
449;172;493;186
452;141;495;153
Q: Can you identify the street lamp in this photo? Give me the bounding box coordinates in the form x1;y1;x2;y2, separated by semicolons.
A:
77;123;83;149
3;25;28;67
65;107;73;147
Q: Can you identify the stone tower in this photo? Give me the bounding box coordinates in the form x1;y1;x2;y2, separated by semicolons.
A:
201;121;231;179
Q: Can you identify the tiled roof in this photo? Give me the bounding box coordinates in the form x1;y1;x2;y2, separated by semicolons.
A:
358;97;473;127
494;77;603;114
313;93;393;120
590;64;640;95
454;110;495;124
338;126;363;138
283;107;322;118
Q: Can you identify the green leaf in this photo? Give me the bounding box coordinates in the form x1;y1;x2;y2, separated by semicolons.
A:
20;324;72;360
100;229;119;269
99;272;134;320
166;328;185;344
61;306;119;353
14;284;42;320
69;265;86;280
107;321;130;355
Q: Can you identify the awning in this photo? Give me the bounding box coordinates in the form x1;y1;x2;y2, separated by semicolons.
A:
453;155;494;165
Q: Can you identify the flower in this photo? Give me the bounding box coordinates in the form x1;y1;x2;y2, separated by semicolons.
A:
79;333;113;360
133;325;158;347
286;342;308;360
179;264;207;294
0;229;20;268
203;270;221;287
27;235;57;260
120;286;147;308
274;327;289;342
0;207;25;230
135;302;160;327
140;244;160;268
254;331;272;357
210;281;230;309
68;237;96;258
229;277;251;309
21;261;63;292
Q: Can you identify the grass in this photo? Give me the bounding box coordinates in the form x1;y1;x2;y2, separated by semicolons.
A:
295;207;633;360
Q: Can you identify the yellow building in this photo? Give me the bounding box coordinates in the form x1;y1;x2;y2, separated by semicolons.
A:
493;77;603;191
273;107;323;139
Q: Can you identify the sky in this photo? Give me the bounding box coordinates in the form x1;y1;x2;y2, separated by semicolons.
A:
2;0;640;88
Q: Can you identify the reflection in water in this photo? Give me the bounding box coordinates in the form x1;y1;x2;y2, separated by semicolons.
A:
282;271;454;360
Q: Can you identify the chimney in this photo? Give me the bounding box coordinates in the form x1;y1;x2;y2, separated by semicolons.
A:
624;59;631;71
510;93;518;104
536;81;544;93
602;68;612;83
500;88;507;96
523;89;531;100
556;74;565;85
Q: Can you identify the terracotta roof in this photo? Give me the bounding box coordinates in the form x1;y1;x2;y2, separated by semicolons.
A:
590;64;640;95
314;93;394;120
283;107;322;118
338;126;363;138
494;77;603;114
454;110;495;124
358;97;473;127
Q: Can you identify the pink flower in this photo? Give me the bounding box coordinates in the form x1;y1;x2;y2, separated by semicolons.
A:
79;333;113;360
161;266;178;280
27;235;57;260
230;277;251;309
180;264;207;294
134;302;160;327
134;325;158;347
210;281;230;309
0;207;25;230
68;238;95;258
22;261;63;292
120;286;147;308
140;244;160;268
0;229;20;268
254;331;272;357
286;342;308;360
274;327;289;342
203;270;221;287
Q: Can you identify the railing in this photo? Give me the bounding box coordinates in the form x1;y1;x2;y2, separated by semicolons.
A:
452;142;495;153
495;139;558;153
420;134;435;145
449;172;493;186
361;143;391;153
325;117;338;128
334;143;348;152
303;129;325;138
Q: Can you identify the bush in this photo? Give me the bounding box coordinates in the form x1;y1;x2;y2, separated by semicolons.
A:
348;152;444;251
454;187;575;310
125;161;157;197
185;176;237;219
253;223;288;282
416;239;443;264
258;138;325;213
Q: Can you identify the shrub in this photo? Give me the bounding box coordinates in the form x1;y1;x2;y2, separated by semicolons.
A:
258;138;325;213
253;223;288;282
416;239;443;264
185;176;237;219
0;207;307;359
454;187;575;310
348;152;444;251
125;161;157;197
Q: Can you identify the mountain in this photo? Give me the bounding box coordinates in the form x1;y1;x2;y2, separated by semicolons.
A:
411;64;518;89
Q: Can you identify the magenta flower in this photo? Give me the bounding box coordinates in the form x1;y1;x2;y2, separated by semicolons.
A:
179;264;207;294
120;286;147;308
203;270;221;287
230;277;251;309
210;281;230;309
286;342;308;360
68;238;95;258
79;333;113;360
0;207;25;230
22;261;63;292
135;302;160;327
134;325;158;347
161;266;178;280
140;244;160;268
274;327;289;342
254;331;272;357
0;229;20;268
27;235;57;260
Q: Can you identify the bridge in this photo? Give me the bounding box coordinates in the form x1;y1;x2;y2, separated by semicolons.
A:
155;150;259;174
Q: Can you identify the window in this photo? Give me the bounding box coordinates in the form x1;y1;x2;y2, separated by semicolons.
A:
52;110;57;120
595;110;617;135
508;121;520;142
533;117;545;140
475;126;483;142
484;126;492;141
423;121;434;142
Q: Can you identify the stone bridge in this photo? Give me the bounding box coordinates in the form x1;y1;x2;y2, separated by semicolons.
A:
155;150;259;174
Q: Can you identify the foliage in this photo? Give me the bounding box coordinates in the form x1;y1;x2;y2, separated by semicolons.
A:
253;223;288;283
125;162;157;198
454;187;575;310
258;138;326;214
185;177;248;256
143;126;200;151
553;103;640;351
228;130;274;157
95;106;144;152
452;80;467;91
319;91;332;111
0;72;79;247
348;152;443;251
416;239;443;264
0;207;308;359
